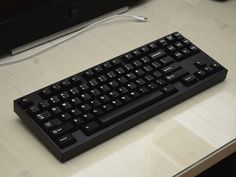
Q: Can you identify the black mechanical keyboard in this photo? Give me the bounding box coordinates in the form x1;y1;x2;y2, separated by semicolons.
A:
14;32;228;162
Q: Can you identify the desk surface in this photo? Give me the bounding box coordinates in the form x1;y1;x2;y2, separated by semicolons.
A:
0;0;236;177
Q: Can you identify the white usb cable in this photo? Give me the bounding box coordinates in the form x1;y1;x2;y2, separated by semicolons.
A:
0;14;148;66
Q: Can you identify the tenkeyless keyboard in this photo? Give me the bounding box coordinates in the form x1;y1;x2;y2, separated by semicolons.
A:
14;32;228;162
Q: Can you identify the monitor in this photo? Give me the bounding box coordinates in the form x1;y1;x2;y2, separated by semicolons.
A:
0;0;136;55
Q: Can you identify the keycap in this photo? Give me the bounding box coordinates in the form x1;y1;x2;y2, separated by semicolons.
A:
100;85;110;92
158;38;169;47
132;49;142;56
73;118;84;126
50;122;74;137
51;106;62;114
98;75;107;82
69;87;80;96
93;66;103;73
161;65;181;74
60;80;71;88
61;102;72;110
28;105;40;115
89;79;99;87
133;60;142;67
140;46;149;52
81;93;91;101
194;70;207;79
90;89;101;96
118;77;128;84
38;101;50;109
109;91;119;98
80;104;91;111
119;87;129;94
160;56;174;65
70;75;82;85
135;69;145;76
211;63;222;71
79;83;89;91
82;121;100;135
126;73;136;80
153;71;162;78
124;64;134;71
59;92;70;100
19;98;33;108
141;56;151;63
175;42;184;48
100;95;111;103
173;52;184;61
111;58;121;66
90;99;101;107
165;69;188;82
189;45;199;53
57;134;76;148
103;62;112;69
182;48;190;55
49;96;60;104
71;108;82;117
123;53;133;62
84;70;95;78
143;65;153;72
127;82;137;89
111;100;122;107
166;35;175;42
145;75;154;82
108;81;119;88
107;71;116;79
82;113;94;121
60;113;72;121
182;75;198;86
162;85;178;95
102;104;113;111
71;97;82;106
40;88;52;98
152;61;161;69
150;50;166;60
203;66;214;74
173;32;184;40
35;111;52;122
194;61;206;69
156;79;167;87
44;119;62;130
51;84;62;92
182;39;191;45
148;42;158;49
167;45;176;53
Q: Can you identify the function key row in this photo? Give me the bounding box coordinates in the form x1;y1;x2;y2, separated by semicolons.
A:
123;32;200;64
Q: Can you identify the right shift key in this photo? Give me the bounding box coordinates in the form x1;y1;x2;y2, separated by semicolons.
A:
165;69;188;83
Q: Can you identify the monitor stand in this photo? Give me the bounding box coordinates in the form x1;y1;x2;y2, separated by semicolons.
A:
11;6;129;55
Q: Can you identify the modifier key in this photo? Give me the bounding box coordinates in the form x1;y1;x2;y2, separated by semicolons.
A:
50;122;74;137
57;134;76;149
182;75;198;86
162;85;178;95
82;121;100;135
165;69;188;83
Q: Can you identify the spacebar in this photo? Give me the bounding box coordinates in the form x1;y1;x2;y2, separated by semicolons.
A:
99;90;165;124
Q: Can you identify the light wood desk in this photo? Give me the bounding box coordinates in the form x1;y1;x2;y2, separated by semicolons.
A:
0;0;236;177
